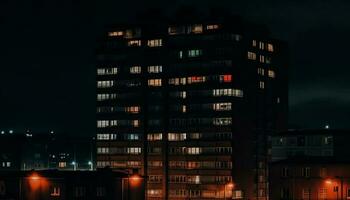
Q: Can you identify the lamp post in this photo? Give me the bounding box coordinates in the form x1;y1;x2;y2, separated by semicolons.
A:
88;161;93;171
224;182;234;200
71;161;77;171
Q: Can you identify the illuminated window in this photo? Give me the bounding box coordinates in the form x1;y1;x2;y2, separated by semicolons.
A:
213;103;232;111
125;28;141;39
97;93;117;101
168;133;187;141
132;120;140;128
213;89;243;97
179;51;183;59
147;39;162;47
206;24;219;30
268;70;275;78
148;65;162;73
148;79;162;87
188;76;206;84
180;91;187;98
127;134;140;141
247;52;256;60
188;49;202;57
127;40;141;47
97;120;109;128
148;189;162;197
148;175;163;182
51;187;61;197
127;161;141;167
188;24;203;34
130;66;141;74
259;55;265;63
182;105;186;113
267;43;274;52
58;162;66;168
252;40;257;47
125;106;140;114
97;81;114;88
148;161;163;168
220;75;232;83
168;26;185;35
97;134;110;140
97;67;118;75
147;133;162;141
318;188;327;199
188;175;201;184
259;42;265;50
302;189;311;200
187;147;201;155
213;118;232;126
259;81;265;89
97;147;109;154
127;147;141;154
108;31;123;37
258;68;265;76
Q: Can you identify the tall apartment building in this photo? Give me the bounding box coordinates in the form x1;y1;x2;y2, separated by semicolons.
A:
96;13;288;200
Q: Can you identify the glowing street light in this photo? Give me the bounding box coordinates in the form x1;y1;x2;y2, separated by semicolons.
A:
224;182;235;200
71;161;77;171
88;161;93;171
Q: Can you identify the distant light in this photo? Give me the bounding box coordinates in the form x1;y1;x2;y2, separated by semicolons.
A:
50;130;54;134
88;161;92;165
9;130;13;134
1;131;4;135
72;161;76;165
325;179;332;184
325;124;330;129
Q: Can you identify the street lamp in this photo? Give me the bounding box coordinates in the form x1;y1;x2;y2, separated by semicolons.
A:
224;182;234;200
88;161;93;171
71;161;77;171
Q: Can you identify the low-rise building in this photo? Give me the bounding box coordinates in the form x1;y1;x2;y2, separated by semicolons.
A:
271;129;350;161
270;157;350;200
0;169;144;200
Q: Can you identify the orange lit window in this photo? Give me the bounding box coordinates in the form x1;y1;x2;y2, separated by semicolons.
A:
220;75;232;83
108;31;123;37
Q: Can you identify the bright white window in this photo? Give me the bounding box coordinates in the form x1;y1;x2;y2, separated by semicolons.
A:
187;147;201;155
97;81;114;88
130;66;141;74
247;52;256;60
147;39;162;47
213;103;232;111
97;68;118;75
148;65;162;73
213;118;232;126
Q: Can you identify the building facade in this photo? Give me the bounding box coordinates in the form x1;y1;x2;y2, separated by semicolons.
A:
0;169;144;200
96;13;288;200
271;129;350;161
270;157;350;200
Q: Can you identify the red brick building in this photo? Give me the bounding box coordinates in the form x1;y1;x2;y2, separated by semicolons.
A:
270;157;350;200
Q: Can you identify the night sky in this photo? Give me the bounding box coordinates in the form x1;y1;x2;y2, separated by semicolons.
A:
1;0;350;135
